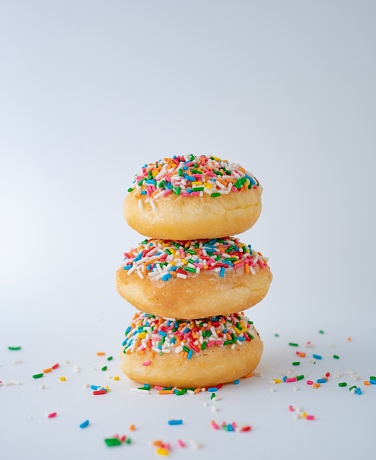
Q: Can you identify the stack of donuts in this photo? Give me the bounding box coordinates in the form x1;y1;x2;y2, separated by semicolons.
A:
116;155;272;388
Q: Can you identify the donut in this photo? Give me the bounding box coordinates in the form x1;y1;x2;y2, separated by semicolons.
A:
124;154;262;240
120;311;263;388
116;237;272;319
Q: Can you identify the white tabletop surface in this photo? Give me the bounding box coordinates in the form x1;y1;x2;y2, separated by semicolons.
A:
1;1;376;459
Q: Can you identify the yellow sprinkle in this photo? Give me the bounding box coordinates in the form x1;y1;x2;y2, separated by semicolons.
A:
302;411;307;418
272;378;282;384
105;386;110;392
192;181;202;186
59;376;66;382
156;447;169;456
114;376;120;381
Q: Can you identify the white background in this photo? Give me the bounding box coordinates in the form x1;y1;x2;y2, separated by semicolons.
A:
1;1;376;459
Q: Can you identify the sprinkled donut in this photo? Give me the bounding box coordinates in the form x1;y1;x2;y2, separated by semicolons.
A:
116;236;272;319
123;155;262;240
120;311;263;388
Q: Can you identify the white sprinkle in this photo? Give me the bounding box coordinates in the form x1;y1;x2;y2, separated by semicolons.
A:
73;366;80;373
203;402;209;407
149;198;157;212
187;390;195;395
189;440;202;450
293;386;299;392
138;199;143;210
211;396;221;402
269;387;276;393
130;388;150;395
40;384;46;390
84;383;90;388
14;360;23;364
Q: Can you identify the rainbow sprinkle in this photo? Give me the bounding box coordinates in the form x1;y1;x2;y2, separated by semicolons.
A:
127;155;260;201
122;237;268;282
122;312;257;358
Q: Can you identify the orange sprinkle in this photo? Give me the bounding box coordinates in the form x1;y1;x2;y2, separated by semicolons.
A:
158;390;174;395
43;368;53;374
243;372;254;379
153;440;164;447
364;380;371;386
244;263;250;274
129;424;136;431
194;387;202;394
347;337;352;341
296;352;306;358
96;352;106;356
313;383;321;389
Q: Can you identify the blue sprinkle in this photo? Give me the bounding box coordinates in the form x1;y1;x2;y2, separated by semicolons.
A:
125;327;132;334
183;166;188;170
161;274;172;281
168;419;183;425
317;378;327;384
123;265;132;270
121;339;127;346
140;191;147;195
183;328;191;334
237;337;246;341
233;379;240;385
158;331;167;337
312;354;322;360
90;385;100;390
220;267;225;277
187;350;193;360
208;387;218;392
370;379;376;385
134;253;142;262
283;376;287;382
228;424;234;431
80;420;90;429
355;387;362;395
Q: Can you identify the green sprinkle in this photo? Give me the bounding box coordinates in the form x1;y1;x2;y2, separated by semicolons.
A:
211;192;221;198
186;249;196;255
292;362;300;366
173;186;181;195
165;249;172;255
182;346;190;353
289;342;299;347
127;187;134;192
338;382;347;387
101;366;107;371
178;168;183;176
211;393;216;400
296;375;304;381
184;266;196;273
247;333;254;340
126;438;132;444
8;346;22;351
104;438;122;447
201;341;207;350
274;333;279;337
319;330;325;334
175;389;187;396
137;387;149;391
349;385;357;391
32;373;44;379
224;340;233;346
231;333;237;342
370;376;376;380
107;356;113;361
333;355;340;359
192;187;204;192
143;384;151;390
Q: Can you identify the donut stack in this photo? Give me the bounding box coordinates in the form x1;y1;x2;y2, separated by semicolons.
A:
116;155;272;388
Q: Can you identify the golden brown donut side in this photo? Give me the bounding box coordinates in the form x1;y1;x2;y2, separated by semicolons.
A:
116;265;272;319
123;187;262;240
120;333;263;388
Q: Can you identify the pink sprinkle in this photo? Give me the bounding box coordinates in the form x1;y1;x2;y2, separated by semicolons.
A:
181;192;190;197
190;192;200;196
207;340;215;347
47;412;57;419
306;415;315;421
286;377;297;383
154;385;164;390
306;380;314;385
211;421;219;430
177;439;186;448
163;190;172;197
288;405;294;412
142;360;151;366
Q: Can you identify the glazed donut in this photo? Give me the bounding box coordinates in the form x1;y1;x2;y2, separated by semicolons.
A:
116;237;272;319
120;311;263;388
123;155;262;240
